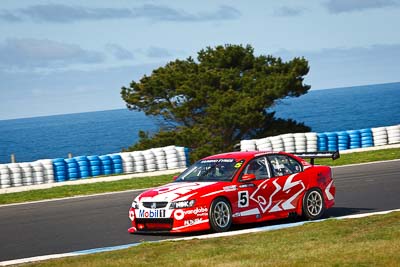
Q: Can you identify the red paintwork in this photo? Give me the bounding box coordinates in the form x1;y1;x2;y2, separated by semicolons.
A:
128;151;336;234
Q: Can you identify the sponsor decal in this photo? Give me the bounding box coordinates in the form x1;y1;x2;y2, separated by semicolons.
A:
239;183;255;188
129;210;135;221
234;160;244;168
174;210;184;220
173;207;209;220
325;180;334;200
238;191;249;208
200;159;235;164
184;218;204;226
185;206;208;217
138;209;166;218
247;173;305;214
223;185;237;192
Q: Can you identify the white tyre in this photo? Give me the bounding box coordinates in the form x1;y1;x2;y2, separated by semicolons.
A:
33;166;44;172
387;133;400;139
124;167;134;173
0;164;9;170
135;167;145;173
0;169;9;175
388;137;400;144
8;163;20;168
166;156;179;163
123;161;134;167
11;172;22;179
1;173;10;179
167;162;180;169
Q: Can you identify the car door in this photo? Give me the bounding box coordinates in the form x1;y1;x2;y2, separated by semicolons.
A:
235;156;277;220
264;154;304;215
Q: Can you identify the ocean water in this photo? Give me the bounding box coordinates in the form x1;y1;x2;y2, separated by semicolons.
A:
271;82;400;132
0;110;159;164
0;82;399;164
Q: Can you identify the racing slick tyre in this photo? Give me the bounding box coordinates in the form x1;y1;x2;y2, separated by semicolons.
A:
302;188;325;220
209;197;232;232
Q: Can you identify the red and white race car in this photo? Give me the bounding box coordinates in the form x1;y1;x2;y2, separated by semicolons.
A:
128;151;339;234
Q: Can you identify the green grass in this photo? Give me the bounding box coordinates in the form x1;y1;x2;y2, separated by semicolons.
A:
1;147;399;205
0;174;175;205
314;147;400;166
23;211;400;267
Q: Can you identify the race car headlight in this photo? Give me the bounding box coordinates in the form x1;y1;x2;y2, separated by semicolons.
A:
169;200;196;209
131;201;139;209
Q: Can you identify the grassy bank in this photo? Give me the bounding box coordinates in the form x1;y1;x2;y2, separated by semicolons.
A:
314;147;400;166
24;211;400;267
1;147;399;205
0;174;175;205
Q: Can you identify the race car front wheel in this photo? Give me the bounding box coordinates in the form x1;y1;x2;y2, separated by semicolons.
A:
209;197;232;232
302;188;325;220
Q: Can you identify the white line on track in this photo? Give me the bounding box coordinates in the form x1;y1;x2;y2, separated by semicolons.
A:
1;208;399;266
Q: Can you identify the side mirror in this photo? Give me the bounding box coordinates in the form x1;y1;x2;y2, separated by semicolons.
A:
241;173;256;182
173;175;178;181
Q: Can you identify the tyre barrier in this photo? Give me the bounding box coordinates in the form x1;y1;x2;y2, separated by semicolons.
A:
176;147;189;168
360;128;374;148
0;164;11;189
317;133;328;151
326;132;338;151
337;131;349;151
65;158;79;181
111;154;123;174
99;155;113;175
240;140;257;151
255;138;273;151
0;159;56;188
164;146;180;170
371;127;387;146
131;151;145;173
120;152;134;174
386;125;400;144
270;136;284;151
294;133;307;153
346;130;361;150
0;146;189;189
39;159;55;183
53;158;67;182
281;134;295;153
88;155;103;177
305;132;318;152
152;148;168;171
75;156;91;179
239;124;400;154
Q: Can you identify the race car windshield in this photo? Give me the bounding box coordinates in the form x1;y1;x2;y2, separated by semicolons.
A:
175;158;242;182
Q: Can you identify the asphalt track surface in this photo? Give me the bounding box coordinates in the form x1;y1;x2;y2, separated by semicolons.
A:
0;160;399;262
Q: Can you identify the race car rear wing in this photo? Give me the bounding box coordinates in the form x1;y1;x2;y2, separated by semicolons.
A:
294;151;340;165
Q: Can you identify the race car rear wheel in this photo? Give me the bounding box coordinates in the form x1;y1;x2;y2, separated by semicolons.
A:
302;188;325;220
209;197;232;232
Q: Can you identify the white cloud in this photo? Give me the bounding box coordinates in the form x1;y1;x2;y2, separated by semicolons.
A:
0;38;104;70
323;0;400;13
276;44;400;89
273;6;305;17
0;4;241;23
106;44;134;60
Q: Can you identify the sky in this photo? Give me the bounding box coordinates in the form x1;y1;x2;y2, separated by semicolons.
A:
0;0;399;120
